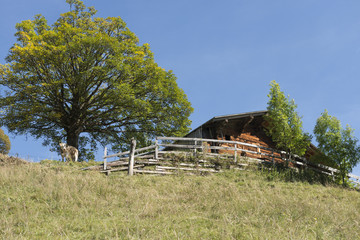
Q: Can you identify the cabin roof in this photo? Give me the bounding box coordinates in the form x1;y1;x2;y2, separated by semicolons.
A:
185;110;268;137
211;110;268;122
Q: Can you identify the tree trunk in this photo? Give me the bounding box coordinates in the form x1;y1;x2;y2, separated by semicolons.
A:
287;150;291;168
66;131;80;149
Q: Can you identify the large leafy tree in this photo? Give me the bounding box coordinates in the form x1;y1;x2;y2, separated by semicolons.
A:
0;0;192;159
264;80;311;160
314;110;360;185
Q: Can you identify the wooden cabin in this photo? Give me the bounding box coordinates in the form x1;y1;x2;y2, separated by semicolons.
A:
185;110;317;163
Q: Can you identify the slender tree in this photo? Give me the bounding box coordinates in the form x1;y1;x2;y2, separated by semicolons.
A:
0;0;193;159
264;80;311;161
314;110;360;185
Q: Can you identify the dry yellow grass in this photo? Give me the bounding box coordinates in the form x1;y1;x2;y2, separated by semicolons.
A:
0;159;359;239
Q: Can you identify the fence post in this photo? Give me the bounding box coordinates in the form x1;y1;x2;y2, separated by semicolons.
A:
103;147;108;171
271;150;275;167
202;141;208;158
155;137;159;160
234;144;237;163
193;140;197;157
128;138;137;176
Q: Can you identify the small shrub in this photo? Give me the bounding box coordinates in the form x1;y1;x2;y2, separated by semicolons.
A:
208;155;234;170
260;165;334;186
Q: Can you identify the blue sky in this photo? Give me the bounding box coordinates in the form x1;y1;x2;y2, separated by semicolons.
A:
1;0;360;174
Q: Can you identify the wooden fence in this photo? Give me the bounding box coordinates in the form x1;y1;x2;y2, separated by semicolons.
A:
94;136;360;186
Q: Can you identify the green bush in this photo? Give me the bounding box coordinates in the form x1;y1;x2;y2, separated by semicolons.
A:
0;128;10;154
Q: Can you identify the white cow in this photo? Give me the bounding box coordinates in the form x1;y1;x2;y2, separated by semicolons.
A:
59;143;79;162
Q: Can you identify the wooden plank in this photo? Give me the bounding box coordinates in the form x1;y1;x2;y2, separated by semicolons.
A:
100;164;145;173
135;161;160;166
234;144;237;163
348;173;360;181
155;138;159;160
128;139;136;176
104;161;129;168
104;167;128;172
193;140;197;157
134;145;156;152
115;152;154;161
104;145;156;159
156;166;221;173
156;162;216;168
105;151;130;159
134;151;155;158
178;163;215;168
157;136;274;151
103;147;108;170
139;159;160;162
159;144;202;149
209;146;236;151
133;169;173;175
158;151;193;155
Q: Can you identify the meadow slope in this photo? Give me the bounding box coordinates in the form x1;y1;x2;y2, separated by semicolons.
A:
0;159;359;239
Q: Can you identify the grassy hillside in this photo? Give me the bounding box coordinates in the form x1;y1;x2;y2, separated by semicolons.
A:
0;158;360;239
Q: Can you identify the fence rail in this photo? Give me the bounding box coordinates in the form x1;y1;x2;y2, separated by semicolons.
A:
99;136;360;186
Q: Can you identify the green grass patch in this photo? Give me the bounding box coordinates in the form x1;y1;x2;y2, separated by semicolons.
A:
0;160;359;239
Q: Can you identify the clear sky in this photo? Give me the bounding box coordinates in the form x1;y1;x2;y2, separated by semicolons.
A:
1;0;360;174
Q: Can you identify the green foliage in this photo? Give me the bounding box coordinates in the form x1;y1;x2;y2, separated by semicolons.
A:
309;151;338;169
314;110;360;186
0;0;192;160
0;128;10;154
111;125;153;153
264;80;311;157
